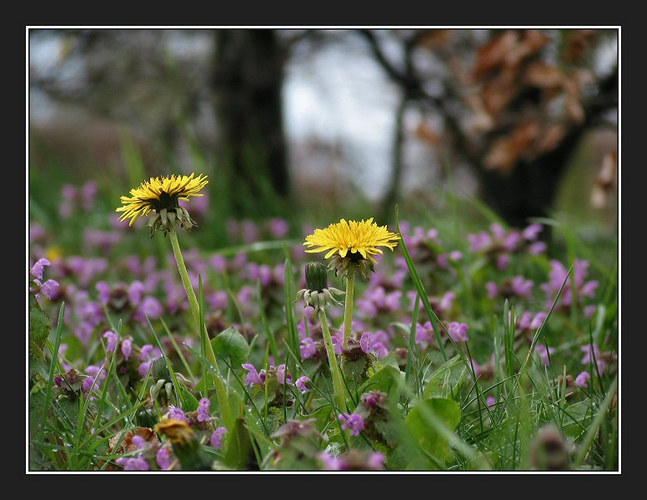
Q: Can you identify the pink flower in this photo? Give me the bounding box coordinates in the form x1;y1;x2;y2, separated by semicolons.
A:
338;413;365;436
574;371;591;388
210;427;228;449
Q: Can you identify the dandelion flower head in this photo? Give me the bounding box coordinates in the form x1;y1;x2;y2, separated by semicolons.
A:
116;173;209;231
304;218;399;262
303;218;399;279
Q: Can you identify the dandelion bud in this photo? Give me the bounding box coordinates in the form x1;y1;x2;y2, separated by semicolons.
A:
305;262;328;292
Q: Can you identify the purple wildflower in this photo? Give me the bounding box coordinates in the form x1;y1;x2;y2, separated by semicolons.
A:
574;371;591;388
156;446;172;470
331;335;343;355
415;321;434;349
496;253;510;270
82;377;96;393
86;364;107;381
359;332;388;359
168;406;188;422
319;452;344;470
276;364;291;385
338;413;365;436
207;291;228;311
581;344;607;375
103;331;118;352
30;258;51;280
295;376;311;392
210;427;228;449
128;281;145;306
138;361;152;378
367;452;385;470
121;338;133;361
300;338;318;361
448;322;469;342
96;281;111;305
130;435;147;450
268;218;289;238
37;279;60;300
133;296;163;323
535;344;555;366
197;398;211;423
115;457;150;471
242;363;265;387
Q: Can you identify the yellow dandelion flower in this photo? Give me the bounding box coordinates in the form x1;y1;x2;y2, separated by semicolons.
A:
304;218;399;262
154;418;194;446
304;218;399;279
116;173;209;233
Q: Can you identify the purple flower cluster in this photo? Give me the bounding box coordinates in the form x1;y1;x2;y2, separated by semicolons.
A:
197;398;211;423
486;275;534;300
540;259;599;312
338;413;365;436
59;181;98;219
357;286;402;319
359;331;389;359
210;427;228;449
467;222;546;269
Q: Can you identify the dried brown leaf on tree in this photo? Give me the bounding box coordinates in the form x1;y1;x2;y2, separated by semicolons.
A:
502;30;551;72
417;29;453;50
591;150;618;208
534;124;568;155
472;31;518;79
564;30;599;62
465;93;495;134
483;121;540;172
415;121;442;145
480;70;521;117
524;61;565;89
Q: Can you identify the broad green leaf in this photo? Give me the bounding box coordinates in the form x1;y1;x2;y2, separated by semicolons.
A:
223;418;256;470
358;365;403;403
405;397;462;468
212;327;250;370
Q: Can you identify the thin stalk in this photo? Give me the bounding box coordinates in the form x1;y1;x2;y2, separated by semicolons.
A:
169;228;200;328
168;228;231;428
319;309;348;412
342;270;355;348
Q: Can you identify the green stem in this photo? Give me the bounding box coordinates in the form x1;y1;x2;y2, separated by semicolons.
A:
169;229;200;328
168;229;232;427
319;309;348;412
342;270;355;348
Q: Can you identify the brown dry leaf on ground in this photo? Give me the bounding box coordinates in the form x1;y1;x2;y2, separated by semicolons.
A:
108;427;158;455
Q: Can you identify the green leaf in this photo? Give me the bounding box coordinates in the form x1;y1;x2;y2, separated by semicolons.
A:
30;306;51;352
223;418;256;470
211;327;250;370
178;385;200;412
405;397;462;468
358;365;403;403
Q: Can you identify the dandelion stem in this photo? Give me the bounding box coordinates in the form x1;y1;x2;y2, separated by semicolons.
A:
169;229;201;328
168;228;232;428
319;309;348;412
342;270;355;348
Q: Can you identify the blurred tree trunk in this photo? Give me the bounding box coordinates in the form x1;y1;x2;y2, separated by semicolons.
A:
476;128;586;227
211;29;290;216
